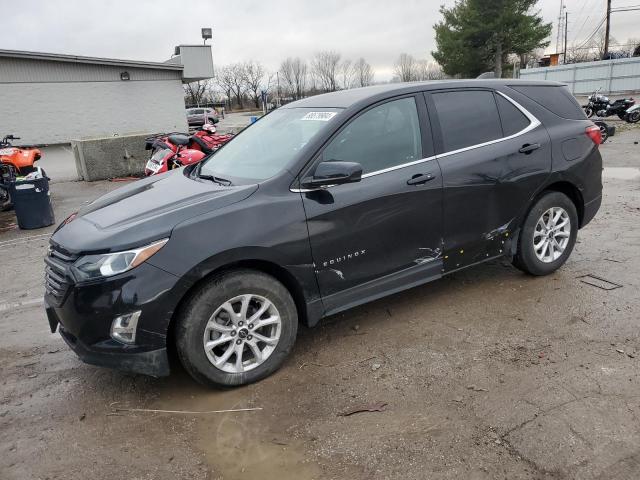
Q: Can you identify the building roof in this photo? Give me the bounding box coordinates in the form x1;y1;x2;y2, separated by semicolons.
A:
284;79;565;109
0;49;183;71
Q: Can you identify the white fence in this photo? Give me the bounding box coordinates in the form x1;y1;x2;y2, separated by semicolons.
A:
519;57;640;95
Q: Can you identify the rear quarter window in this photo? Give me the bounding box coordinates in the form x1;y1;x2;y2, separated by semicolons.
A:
510;85;586;120
495;94;530;136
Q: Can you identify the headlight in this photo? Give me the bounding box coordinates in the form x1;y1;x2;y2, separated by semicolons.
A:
72;239;168;281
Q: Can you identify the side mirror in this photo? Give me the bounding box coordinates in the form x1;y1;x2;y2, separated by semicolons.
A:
301;161;363;188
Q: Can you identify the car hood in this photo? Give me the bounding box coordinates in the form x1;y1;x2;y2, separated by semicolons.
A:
51;169;258;253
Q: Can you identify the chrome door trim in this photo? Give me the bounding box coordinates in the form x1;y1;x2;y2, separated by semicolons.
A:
291;91;541;192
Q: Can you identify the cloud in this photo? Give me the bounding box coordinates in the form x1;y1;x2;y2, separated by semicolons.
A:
1;0;637;81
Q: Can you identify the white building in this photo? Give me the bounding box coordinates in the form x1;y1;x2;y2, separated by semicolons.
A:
0;46;213;145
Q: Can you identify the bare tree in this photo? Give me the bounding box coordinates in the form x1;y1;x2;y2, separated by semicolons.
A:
394;53;417;82
242;61;266;109
353;58;374;87
280;57;308;99
229;63;246;109
279;58;296;97
312;51;341;92
565;46;597;64
339;59;356;89
415;60;445;80
590;28;617;60
214;66;235;108
183;80;209;106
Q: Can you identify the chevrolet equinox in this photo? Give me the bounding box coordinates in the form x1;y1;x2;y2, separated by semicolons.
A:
45;80;602;387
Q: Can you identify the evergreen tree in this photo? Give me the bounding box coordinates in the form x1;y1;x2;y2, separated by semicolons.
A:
433;0;552;78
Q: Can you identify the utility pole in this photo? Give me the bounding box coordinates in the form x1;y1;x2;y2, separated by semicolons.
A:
603;0;612;59
556;0;565;53
563;11;568;63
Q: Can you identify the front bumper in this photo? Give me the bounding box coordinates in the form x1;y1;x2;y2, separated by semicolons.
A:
45;262;187;377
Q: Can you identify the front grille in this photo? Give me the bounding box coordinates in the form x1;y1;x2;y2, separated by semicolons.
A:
44;244;78;306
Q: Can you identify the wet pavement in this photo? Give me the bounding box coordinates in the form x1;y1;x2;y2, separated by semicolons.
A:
1;127;639;479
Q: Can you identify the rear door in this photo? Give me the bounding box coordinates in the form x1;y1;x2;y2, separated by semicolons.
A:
426;88;551;271
299;95;443;312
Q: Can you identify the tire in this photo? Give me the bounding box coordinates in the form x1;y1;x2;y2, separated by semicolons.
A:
0;188;12;211
595;121;609;143
513;192;578;276
627;110;640;123
584;106;594;118
175;269;298;387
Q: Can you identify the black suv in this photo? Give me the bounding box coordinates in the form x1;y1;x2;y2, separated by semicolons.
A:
45;80;602;387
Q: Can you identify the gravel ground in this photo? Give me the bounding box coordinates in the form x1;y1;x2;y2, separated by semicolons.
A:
1;126;639;480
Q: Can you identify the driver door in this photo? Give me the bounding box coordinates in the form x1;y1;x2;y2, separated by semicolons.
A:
298;95;444;314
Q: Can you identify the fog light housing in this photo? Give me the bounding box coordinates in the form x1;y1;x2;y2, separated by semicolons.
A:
110;311;141;344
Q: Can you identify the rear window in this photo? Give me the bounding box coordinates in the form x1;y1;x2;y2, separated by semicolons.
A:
433;90;502;152
510;85;585;120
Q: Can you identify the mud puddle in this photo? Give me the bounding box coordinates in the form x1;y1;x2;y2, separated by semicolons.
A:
602;167;640;180
153;372;321;479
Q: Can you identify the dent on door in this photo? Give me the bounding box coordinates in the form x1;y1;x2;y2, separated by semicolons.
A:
438;131;552;272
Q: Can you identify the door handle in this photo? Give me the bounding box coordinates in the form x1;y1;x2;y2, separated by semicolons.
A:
407;173;435;185
519;143;541;154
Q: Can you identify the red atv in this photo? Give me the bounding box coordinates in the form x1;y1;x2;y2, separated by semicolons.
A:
144;124;234;176
0;134;44;210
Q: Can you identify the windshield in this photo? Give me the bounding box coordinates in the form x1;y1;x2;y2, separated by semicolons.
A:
199;107;342;183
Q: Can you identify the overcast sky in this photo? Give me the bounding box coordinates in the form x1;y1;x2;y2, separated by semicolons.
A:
2;0;638;80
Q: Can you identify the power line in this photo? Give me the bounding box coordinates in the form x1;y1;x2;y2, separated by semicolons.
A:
575;15;606;48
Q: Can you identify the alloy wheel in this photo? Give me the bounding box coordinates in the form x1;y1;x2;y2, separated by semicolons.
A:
533;207;571;263
203;294;282;373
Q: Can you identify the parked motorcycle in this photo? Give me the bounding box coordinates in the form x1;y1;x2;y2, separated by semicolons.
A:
143;124;234;176
583;88;635;119
625;104;640;123
0;135;44;210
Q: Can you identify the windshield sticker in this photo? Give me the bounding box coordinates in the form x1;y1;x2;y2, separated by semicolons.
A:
301;111;337;121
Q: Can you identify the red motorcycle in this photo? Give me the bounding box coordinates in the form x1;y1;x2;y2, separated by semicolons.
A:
144;124;234;176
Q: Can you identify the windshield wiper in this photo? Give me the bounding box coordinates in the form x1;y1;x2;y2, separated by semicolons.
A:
198;174;233;186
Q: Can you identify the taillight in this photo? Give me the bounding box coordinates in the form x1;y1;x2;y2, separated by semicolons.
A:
585;125;601;145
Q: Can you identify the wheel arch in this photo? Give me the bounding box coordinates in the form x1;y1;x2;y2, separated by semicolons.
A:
166;257;313;355
540;180;585;227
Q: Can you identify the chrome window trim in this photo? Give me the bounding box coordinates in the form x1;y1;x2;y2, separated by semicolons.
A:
436;90;541;160
290;90;540;192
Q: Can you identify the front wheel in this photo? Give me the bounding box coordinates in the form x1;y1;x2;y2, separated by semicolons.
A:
513;192;578;276
627;110;640;123
175;270;298;387
0;185;12;211
584;106;594;118
594;121;609;143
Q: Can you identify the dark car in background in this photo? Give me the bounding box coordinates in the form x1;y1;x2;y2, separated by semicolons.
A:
45;80;602;388
186;107;218;127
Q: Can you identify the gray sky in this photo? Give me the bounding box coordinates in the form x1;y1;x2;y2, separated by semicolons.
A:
1;0;638;80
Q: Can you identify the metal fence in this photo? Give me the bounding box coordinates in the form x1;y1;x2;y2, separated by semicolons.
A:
519;57;640;95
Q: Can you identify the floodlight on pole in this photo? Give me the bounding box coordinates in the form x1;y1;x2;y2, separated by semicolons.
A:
202;28;212;45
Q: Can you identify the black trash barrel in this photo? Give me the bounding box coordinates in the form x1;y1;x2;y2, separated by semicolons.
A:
10;176;55;229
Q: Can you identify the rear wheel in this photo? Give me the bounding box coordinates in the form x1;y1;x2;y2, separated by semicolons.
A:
627;110;640;123
175;269;298;387
513;192;578;276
